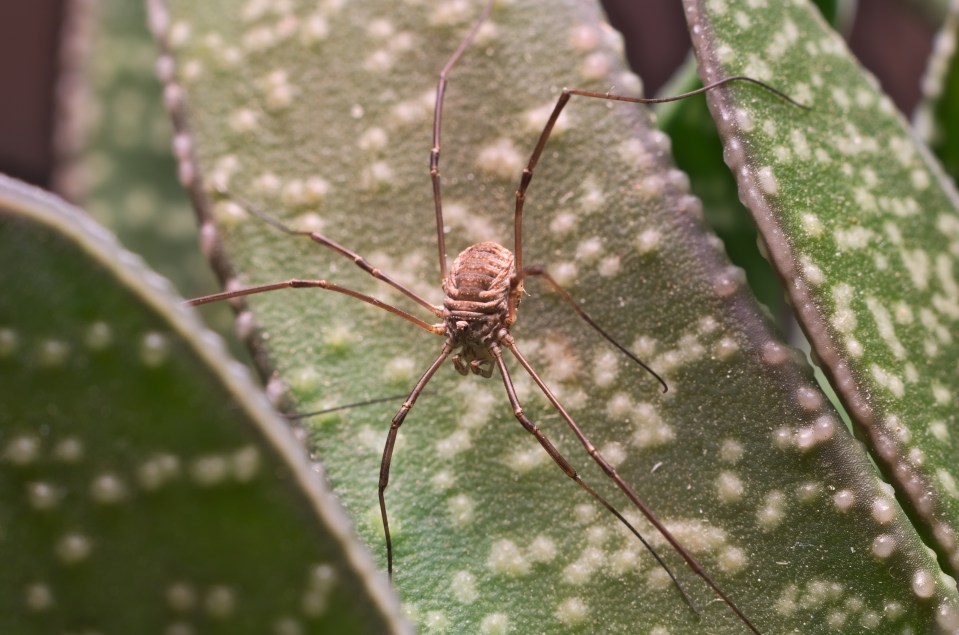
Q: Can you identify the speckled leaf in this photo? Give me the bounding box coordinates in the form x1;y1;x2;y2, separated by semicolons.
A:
0;175;408;634
155;0;956;632
653;1;849;318
51;0;242;355
916;1;959;183
655;58;787;319
684;0;959;621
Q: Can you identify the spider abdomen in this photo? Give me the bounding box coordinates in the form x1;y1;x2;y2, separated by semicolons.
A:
443;241;516;343
443;241;514;308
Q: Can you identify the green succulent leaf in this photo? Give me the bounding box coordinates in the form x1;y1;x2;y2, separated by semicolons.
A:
54;0;205;299
53;0;243;355
654;56;787;319
0;175;408;634
153;0;957;632
684;0;959;615
653;0;849;318
916;2;959;183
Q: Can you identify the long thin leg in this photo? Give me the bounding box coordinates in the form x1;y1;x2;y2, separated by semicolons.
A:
513;76;807;273
219;191;444;318
487;341;698;615
501;334;761;635
380;342;453;578
518;266;667;392
188;278;444;336
429;0;495;282
282;392;417;420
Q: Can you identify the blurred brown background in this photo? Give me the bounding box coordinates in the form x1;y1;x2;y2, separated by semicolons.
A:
0;0;936;190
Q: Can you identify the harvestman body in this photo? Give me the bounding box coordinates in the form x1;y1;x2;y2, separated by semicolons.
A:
189;2;804;633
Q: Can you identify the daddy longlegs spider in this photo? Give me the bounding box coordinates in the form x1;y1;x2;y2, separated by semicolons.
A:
187;2;804;632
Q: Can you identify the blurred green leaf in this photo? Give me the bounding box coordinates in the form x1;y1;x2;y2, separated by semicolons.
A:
53;0;243;358
916;2;959;183
0;174;408;634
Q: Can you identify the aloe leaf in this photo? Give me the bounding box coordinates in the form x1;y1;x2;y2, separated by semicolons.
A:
52;0;244;355
54;0;205;300
652;0;850;318
655;57;787;319
916;2;959;183
0;174;408;633
155;0;956;631
684;0;959;604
